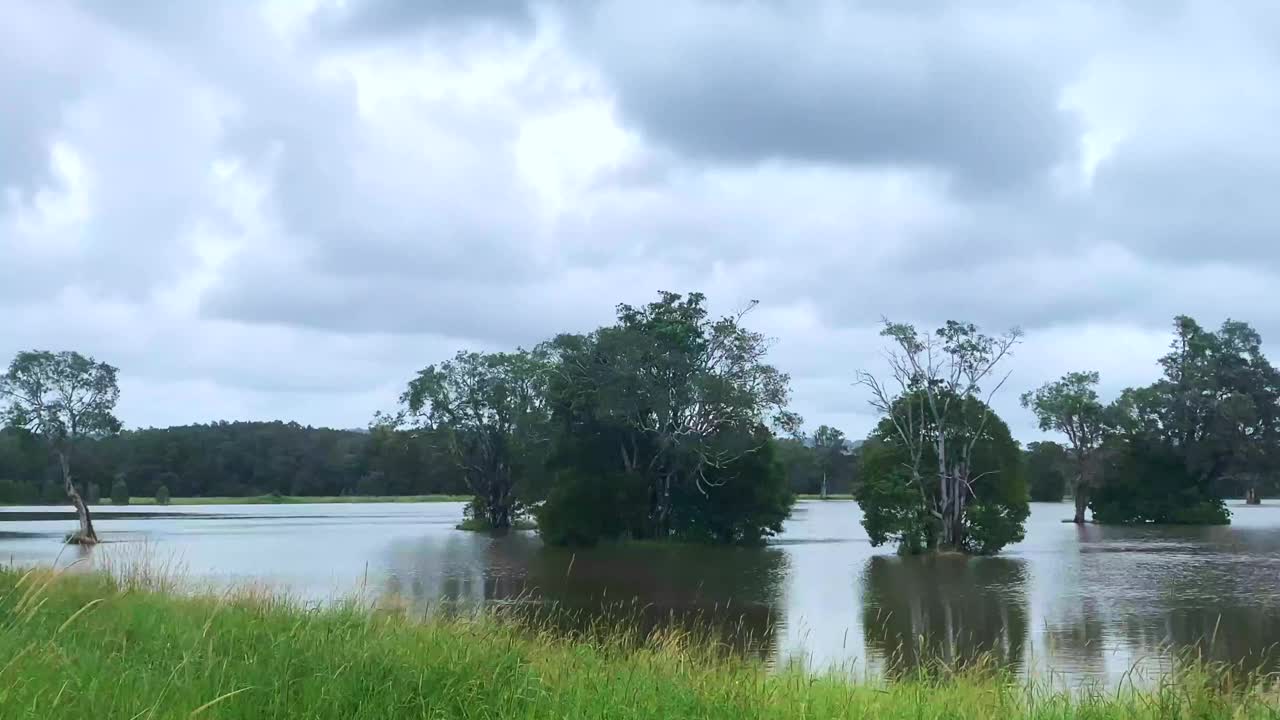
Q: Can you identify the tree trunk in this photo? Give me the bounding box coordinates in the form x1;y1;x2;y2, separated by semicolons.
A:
58;450;97;544
1073;484;1089;524
1246;487;1261;505
820;472;828;500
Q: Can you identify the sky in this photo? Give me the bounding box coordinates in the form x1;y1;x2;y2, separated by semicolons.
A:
3;0;1279;442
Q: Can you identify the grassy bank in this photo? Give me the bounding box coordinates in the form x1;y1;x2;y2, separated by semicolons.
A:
117;494;472;506
0;570;1276;719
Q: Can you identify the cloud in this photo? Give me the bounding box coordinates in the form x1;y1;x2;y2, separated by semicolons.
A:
311;0;537;41
568;0;1089;191
3;0;1280;444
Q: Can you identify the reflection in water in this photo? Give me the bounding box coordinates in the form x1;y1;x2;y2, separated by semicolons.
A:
861;554;1029;675
380;531;789;660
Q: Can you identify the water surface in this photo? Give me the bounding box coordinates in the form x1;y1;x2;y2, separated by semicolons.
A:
3;500;1277;686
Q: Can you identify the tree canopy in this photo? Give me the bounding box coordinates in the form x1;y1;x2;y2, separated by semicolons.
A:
1;351;121;542
856;320;1027;554
537;291;799;545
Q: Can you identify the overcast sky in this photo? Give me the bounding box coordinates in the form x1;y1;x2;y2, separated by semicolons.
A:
4;0;1278;441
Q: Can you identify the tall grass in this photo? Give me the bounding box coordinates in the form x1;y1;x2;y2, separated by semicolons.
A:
0;565;1276;719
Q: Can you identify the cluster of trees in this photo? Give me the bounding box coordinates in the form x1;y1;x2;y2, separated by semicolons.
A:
0;421;472;505
853;314;1279;556
385;292;802;545
1023;317;1279;525
775;426;859;497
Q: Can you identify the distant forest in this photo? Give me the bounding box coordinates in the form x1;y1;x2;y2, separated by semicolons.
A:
0;422;464;503
0;421;857;503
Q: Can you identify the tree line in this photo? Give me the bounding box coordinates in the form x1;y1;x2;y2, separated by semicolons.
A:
3;294;1276;551
0;421;474;506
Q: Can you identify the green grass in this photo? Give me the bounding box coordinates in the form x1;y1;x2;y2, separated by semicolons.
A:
0;568;1276;719
118;494;472;506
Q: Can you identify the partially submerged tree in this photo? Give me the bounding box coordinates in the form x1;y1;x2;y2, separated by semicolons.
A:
856;320;1025;553
858;392;1027;554
1021;371;1111;523
0;351;121;544
539;291;799;544
1097;317;1280;523
392;348;551;530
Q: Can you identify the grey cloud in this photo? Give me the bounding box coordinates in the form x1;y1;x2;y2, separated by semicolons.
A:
569;0;1086;190
311;0;536;41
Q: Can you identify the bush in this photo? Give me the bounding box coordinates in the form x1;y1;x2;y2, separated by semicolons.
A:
536;470;649;546
669;435;794;545
86;482;101;505
1092;440;1230;525
355;471;387;497
111;478;130;505
0;478;20;504
154;485;170;505
41;480;66;504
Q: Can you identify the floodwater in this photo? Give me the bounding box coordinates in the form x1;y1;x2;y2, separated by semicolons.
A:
2;500;1278;686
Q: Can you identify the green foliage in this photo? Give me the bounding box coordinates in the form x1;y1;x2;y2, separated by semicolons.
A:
856;440;936;554
856;394;1028;555
41;479;65;504
540;291;798;546
1092;439;1229;525
86;482;101;505
111;477;130;505
155;484;170;505
0;421;469;504
535;469;650;546
774;430;858;496
1024;441;1068;502
393;349;552;529
669;431;794;545
355;471;387;496
1095;316;1278;524
0;478;21;504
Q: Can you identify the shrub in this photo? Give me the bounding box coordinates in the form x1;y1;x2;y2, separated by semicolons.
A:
155;485;170;505
111;478;130;505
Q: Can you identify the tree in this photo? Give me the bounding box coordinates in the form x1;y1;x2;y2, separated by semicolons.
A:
154;484;170;505
857;392;1028;554
540;291;799;544
86;482;101;505
1098;316;1280;524
1021;371;1111;522
812;425;848;499
856;319;1024;552
0;351;121;544
392;348;551;530
111;477;130;505
1024;441;1069;502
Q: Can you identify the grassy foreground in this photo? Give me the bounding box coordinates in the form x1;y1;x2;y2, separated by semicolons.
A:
1;570;1277;719
120;494;471;506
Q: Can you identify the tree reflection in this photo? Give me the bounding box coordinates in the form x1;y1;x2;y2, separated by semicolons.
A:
861;554;1029;676
380;532;789;661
